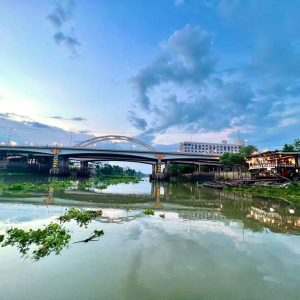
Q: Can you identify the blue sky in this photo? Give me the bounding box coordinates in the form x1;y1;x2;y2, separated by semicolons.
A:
1;0;300;171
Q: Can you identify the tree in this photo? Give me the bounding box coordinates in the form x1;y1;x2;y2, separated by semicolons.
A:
124;167;136;176
170;164;196;177
239;145;258;157
220;152;245;168
283;143;294;151
200;166;209;172
112;165;123;175
99;164;113;175
293;138;300;151
282;139;300;151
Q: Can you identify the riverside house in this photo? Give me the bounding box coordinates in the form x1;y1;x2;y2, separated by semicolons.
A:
246;151;300;181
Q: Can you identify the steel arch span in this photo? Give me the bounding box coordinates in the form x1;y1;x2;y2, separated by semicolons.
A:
74;135;155;151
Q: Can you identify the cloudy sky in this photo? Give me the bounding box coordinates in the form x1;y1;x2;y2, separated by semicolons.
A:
1;0;300;158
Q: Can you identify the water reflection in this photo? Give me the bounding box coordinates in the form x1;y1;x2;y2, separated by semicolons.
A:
1;177;300;237
1;177;300;299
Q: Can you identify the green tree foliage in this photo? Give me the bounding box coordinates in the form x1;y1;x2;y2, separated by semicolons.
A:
220;152;245;168
99;164;114;175
112;165;123;175
283;143;294;151
200;166;209;172
124;167;136;176
282;139;300;151
220;144;258;168
170;164;196;177
239;145;258;157
96;164;143;177
293;138;300;151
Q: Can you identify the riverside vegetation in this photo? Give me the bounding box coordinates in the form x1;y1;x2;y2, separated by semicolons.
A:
224;184;300;202
0;181;73;194
0;177;141;195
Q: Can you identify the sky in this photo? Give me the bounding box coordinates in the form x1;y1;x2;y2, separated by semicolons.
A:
1;0;300;171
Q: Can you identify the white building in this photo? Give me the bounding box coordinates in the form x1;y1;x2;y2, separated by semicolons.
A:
179;139;245;155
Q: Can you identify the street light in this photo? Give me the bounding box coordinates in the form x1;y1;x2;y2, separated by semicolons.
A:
7;128;16;144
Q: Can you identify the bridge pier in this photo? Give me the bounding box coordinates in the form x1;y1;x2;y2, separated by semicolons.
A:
77;161;89;177
49;155;70;176
152;164;156;176
150;160;170;181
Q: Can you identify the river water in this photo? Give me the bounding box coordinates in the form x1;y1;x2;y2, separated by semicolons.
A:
0;175;300;300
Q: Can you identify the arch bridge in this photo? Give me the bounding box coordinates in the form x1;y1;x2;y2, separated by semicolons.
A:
0;135;221;179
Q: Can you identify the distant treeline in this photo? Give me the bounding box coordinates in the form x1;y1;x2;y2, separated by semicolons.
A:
96;164;144;177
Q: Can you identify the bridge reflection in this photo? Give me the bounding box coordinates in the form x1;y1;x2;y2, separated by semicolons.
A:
1;175;298;235
39;181;300;235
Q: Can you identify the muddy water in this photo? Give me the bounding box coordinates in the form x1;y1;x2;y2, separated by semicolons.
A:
0;175;300;300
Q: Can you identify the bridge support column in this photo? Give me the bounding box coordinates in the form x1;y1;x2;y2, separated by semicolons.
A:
50;155;70;176
80;161;88;171
58;156;69;169
164;161;170;174
77;161;89;177
156;159;162;174
150;159;170;181
152;164;156;175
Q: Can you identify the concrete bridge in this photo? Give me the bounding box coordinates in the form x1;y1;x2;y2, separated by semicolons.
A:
0;135;220;179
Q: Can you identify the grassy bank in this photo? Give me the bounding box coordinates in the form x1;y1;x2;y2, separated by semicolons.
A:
224;185;300;203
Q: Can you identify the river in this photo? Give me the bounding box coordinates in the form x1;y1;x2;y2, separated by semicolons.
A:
0;174;300;300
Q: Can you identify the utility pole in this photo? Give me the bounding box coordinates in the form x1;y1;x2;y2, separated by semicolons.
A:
69;132;73;147
7;128;16;144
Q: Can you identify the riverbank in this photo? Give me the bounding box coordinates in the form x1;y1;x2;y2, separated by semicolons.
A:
224;184;300;203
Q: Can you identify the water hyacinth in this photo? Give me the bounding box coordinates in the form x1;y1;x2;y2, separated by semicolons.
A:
59;208;103;227
143;208;155;216
0;181;73;194
0;223;71;261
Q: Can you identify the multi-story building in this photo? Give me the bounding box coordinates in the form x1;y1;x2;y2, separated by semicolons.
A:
179;139;244;155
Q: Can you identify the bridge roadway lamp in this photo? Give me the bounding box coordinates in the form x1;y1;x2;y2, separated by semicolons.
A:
7;128;16;144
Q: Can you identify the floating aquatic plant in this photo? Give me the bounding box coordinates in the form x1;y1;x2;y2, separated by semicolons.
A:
143;208;155;216
1;223;71;261
59;208;103;227
74;230;104;244
0;181;73;194
224;185;300;202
